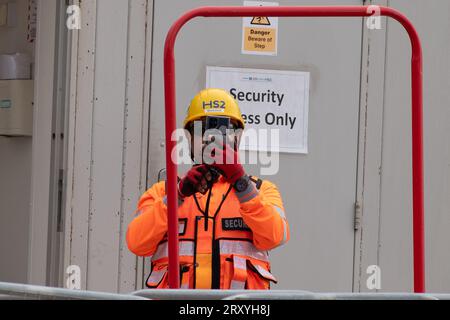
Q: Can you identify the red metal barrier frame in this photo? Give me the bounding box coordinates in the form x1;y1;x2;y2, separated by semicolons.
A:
163;6;424;292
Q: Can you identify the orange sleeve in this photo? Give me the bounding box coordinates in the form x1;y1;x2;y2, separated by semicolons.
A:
126;181;168;257
238;179;290;251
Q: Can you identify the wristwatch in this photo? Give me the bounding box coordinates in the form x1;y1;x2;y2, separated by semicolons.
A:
233;175;250;192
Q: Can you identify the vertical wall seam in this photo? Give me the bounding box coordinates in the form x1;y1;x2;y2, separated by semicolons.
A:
359;11;374;292
117;0;132;293
139;0;156;289
135;0;152;290
85;0;99;291
377;0;391;283
68;2;82;281
47;0;66;287
353;15;369;293
68;0;97;291
144;0;156;194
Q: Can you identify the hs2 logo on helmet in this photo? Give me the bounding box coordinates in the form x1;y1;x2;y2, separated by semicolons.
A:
203;100;226;112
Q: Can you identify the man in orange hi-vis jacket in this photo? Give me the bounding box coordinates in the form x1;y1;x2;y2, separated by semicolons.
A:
126;88;289;290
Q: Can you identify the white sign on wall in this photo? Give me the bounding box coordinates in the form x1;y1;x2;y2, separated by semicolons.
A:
206;66;310;154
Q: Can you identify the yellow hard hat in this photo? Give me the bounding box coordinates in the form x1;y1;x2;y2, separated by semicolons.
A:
183;88;245;129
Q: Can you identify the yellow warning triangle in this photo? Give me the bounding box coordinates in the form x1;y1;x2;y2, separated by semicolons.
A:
250;16;271;26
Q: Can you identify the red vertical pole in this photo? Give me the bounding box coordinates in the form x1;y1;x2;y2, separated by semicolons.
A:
411;55;425;293
381;7;425;293
163;6;424;292
410;34;425;294
163;22;181;289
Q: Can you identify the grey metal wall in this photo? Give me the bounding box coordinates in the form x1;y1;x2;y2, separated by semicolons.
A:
0;137;31;283
63;0;152;292
60;0;450;293
355;0;450;293
0;0;35;284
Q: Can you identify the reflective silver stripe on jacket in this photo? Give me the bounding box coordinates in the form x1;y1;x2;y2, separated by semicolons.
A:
147;269;166;286
230;255;247;290
272;205;288;247
178;221;185;234
270;218;288;249
280;219;288;244
151;241;195;262
219;240;269;262
253;264;277;283
180;282;189;289
230;280;246;290
274;205;286;219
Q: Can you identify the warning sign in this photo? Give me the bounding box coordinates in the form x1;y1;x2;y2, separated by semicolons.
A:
251;16;271;26
243;27;276;53
242;1;278;56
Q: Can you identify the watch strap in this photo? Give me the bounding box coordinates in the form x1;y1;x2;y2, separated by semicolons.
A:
235;177;258;203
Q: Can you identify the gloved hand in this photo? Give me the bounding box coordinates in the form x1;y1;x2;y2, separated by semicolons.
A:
209;143;245;184
178;165;213;198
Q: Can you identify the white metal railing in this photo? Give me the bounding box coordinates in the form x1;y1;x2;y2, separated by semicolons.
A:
131;289;448;300
0;282;147;300
1;282;449;300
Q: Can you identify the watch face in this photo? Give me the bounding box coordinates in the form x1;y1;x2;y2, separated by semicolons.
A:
235;177;249;192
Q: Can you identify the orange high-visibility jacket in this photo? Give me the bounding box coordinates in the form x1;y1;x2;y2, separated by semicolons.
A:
126;175;289;289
